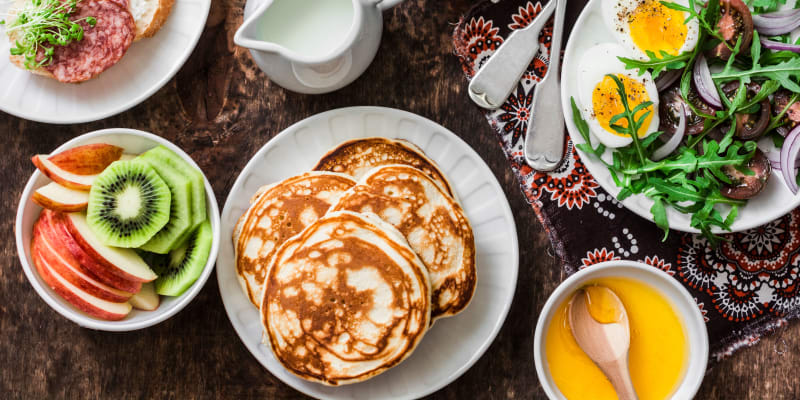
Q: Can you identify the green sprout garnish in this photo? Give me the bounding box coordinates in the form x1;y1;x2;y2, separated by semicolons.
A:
1;0;95;69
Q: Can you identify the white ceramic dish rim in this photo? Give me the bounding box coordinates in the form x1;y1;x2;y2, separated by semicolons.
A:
0;0;212;124
216;106;520;399
14;128;221;331
532;260;709;400
559;0;800;233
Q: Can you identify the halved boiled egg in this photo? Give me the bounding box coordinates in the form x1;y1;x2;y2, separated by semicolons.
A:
577;43;659;148
602;0;700;59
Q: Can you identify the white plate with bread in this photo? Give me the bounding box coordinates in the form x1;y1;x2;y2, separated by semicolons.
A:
0;0;210;123
217;107;519;399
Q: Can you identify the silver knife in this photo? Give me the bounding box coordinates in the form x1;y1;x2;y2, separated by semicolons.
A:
467;0;556;110
524;0;567;171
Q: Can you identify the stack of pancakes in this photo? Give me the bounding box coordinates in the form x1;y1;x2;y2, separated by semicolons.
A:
233;137;476;385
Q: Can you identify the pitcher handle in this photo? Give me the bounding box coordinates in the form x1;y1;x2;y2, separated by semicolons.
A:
376;0;403;10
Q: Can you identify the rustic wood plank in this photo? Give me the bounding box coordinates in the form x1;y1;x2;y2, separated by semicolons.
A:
0;0;797;399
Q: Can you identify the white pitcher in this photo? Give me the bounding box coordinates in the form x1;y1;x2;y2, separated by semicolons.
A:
234;0;404;94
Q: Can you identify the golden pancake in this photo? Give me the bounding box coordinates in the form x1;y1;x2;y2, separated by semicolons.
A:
330;165;476;320
261;211;431;385
312;137;456;198
234;172;356;306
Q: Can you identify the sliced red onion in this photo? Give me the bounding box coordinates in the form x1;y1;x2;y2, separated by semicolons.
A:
761;37;800;53
756;8;800;18
652;103;686;160
753;9;800;36
655;69;682;91
693;55;723;109
778;126;790;137
780;124;800;193
766;148;780;163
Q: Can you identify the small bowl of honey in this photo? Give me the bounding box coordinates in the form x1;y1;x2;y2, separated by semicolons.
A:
533;260;708;399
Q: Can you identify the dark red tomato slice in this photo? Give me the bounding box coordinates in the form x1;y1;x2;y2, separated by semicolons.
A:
720;148;771;200
711;0;754;60
659;85;716;136
721;81;770;140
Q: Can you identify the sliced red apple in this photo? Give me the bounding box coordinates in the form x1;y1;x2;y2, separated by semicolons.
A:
61;212;157;283
47;143;123;175
41;210;142;293
33;215;133;303
32;155;98;190
129;282;160;311
32;243;132;321
32;182;89;212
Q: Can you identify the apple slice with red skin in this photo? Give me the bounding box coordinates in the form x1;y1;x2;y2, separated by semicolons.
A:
129;282;160;311
32;155;97;190
60;212;157;283
33;214;133;302
47;144;123;175
31;241;132;321
42;210;142;293
32;182;89;212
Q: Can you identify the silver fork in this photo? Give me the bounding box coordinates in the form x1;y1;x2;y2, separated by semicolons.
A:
524;0;568;171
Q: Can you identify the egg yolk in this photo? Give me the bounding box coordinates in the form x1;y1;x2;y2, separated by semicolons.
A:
545;277;687;400
592;74;653;138
629;0;688;56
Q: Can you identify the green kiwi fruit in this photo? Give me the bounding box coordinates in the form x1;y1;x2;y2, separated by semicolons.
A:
87;160;171;248
139;146;207;229
146;220;212;296
138;159;194;254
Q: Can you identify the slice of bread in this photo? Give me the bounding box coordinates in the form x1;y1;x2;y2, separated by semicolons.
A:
128;0;174;41
6;0;55;77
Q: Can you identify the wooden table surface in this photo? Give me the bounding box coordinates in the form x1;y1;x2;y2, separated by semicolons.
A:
2;0;799;398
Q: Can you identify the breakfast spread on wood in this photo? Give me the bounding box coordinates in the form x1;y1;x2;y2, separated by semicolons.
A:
12;0;800;395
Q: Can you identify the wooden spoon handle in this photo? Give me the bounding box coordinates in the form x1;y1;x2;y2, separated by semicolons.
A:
598;359;638;400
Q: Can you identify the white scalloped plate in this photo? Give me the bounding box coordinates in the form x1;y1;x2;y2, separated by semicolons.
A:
217;107;519;399
561;0;800;233
0;0;211;124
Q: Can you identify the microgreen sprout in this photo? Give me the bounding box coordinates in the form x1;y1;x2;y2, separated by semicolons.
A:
1;0;95;69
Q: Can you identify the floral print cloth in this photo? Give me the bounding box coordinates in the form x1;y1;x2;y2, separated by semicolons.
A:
452;0;800;362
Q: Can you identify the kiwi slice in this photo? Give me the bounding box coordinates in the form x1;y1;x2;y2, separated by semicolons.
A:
139;146;207;229
87;160;171;248
148;220;212;296
138;160;193;254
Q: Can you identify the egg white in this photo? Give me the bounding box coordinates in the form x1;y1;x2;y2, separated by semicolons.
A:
602;0;700;60
577;43;660;148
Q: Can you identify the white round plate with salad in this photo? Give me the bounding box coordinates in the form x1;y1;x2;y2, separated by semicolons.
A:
0;0;211;124
562;0;800;239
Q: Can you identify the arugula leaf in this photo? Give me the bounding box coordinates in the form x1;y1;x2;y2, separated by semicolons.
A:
650;197;670;240
570;97;606;157
618;51;691;78
713;32;800;93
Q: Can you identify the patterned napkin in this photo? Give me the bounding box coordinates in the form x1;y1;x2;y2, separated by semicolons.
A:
453;0;800;361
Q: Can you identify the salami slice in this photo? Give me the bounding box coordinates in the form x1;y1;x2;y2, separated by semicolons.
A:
44;0;135;83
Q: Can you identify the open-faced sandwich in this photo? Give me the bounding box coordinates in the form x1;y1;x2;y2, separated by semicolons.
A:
1;0;174;83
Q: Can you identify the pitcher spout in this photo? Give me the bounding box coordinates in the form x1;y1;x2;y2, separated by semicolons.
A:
233;0;279;52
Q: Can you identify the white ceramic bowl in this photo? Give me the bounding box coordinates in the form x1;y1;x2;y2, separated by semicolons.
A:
533;260;708;399
14;128;221;331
